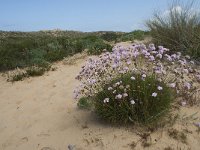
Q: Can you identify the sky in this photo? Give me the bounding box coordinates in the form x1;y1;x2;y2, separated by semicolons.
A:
0;0;192;32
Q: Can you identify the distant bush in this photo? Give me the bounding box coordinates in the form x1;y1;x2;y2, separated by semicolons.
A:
87;41;112;55
146;1;200;59
26;66;48;76
100;32;119;42
8;65;50;82
118;30;149;42
10;72;27;81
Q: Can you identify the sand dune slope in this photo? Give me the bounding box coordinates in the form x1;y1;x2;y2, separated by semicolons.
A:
0;57;200;150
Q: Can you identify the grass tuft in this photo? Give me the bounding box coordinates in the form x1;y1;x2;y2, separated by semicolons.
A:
146;0;200;59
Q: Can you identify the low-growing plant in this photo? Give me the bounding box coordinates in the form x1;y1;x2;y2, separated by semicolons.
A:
74;43;200;125
26;66;46;76
77;97;92;110
8;65;50;81
168;128;187;144
10;72;27;81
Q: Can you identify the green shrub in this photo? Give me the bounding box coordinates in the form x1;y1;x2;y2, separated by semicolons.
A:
87;41;112;55
118;30;149;42
26;66;46;76
100;32;119;42
94;73;174;124
77;97;92;109
10;72;27;81
146;1;200;59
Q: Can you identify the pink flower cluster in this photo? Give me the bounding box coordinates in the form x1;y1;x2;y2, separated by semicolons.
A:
74;43;200;105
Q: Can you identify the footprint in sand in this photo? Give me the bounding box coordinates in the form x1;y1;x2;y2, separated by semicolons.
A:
40;147;55;150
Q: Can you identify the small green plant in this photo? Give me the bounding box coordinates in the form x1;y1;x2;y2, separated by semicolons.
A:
77;97;92;110
10;72;27;81
94;73;173;124
26;66;46;76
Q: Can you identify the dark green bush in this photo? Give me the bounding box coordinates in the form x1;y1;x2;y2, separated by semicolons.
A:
77;97;92;109
100;32;119;42
94;73;174;124
87;41;112;55
118;30;149;42
10;72;27;81
146;1;200;59
26;66;47;76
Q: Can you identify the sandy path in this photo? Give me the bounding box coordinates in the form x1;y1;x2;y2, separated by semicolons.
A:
0;56;200;150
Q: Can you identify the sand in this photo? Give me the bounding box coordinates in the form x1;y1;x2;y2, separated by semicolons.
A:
0;55;200;150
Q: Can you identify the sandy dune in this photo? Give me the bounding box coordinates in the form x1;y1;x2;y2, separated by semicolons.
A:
0;56;200;150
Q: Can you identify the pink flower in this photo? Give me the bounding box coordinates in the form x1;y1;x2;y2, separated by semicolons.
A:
132;51;139;58
194;122;200;127
171;54;177;59
123;67;129;71
149;44;156;51
152;92;157;97
183;69;189;74
196;74;200;81
130;100;135;105
181;101;187;106
108;87;113;91
156;54;162;59
149;55;155;61
184;82;191;90
113;90;116;94
155;70;162;74
123;93;128;97
131;76;136;80
185;55;190;59
157;86;163;90
168;83;176;88
127;60;131;65
103;98;109;103
142;74;146;78
115;94;122;99
190;61;194;64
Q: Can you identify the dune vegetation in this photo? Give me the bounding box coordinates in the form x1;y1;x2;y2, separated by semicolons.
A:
0;1;200;150
0;30;149;81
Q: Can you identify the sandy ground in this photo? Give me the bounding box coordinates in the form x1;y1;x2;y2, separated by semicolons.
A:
0;54;200;150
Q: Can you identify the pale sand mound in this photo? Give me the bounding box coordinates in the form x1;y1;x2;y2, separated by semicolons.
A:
0;56;200;150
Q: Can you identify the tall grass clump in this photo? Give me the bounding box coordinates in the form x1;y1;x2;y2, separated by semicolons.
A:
74;43;200;125
146;1;200;59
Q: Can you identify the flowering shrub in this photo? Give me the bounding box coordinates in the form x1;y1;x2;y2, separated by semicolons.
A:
94;73;173;123
74;43;200;124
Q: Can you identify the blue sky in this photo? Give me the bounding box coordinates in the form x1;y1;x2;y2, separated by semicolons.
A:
0;0;185;32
